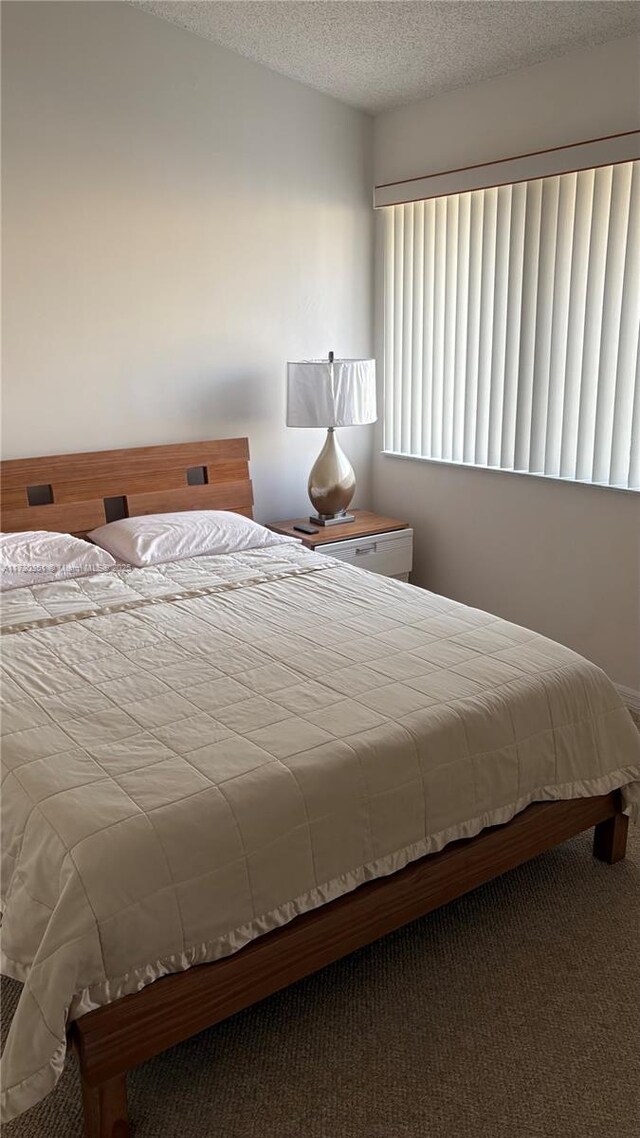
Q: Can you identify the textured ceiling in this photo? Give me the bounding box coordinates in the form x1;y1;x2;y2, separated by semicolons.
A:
131;1;640;114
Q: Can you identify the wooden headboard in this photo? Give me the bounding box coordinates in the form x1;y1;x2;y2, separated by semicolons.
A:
0;438;253;534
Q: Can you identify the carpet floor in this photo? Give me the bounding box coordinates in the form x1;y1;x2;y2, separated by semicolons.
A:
2;822;639;1138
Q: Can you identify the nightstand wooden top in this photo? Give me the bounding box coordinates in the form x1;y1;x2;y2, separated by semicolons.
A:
267;510;409;548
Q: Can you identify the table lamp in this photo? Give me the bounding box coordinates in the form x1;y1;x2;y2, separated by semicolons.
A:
287;352;376;526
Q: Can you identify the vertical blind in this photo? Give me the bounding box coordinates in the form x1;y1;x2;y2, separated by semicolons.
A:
383;161;640;490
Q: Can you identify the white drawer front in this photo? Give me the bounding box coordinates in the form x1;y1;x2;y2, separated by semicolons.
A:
320;529;413;579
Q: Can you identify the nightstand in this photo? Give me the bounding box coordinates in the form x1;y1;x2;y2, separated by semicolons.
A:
268;510;413;581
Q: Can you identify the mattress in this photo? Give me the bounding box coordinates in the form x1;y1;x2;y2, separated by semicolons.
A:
2;542;639;1122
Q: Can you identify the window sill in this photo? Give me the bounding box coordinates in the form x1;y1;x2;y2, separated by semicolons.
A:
380;451;638;495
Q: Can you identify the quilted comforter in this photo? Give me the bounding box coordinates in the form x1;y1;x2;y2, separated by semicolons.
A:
2;542;639;1122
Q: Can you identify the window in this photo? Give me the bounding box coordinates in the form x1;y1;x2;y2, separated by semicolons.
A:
382;162;639;490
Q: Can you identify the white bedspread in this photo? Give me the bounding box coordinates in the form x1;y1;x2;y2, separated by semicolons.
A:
2;543;639;1122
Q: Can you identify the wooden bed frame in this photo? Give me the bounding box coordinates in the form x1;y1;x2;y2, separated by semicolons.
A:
0;439;631;1138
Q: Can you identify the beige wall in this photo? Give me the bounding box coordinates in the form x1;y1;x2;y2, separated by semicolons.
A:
373;36;640;690
1;1;374;521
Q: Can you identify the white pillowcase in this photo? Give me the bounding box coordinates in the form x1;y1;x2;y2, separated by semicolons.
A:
87;511;297;567
0;531;117;591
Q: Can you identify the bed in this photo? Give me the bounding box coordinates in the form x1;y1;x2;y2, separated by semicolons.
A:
1;438;639;1138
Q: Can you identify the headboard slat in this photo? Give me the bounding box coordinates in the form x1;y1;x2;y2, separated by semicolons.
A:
205;461;250;484
2;486;29;510
53;469;193;504
2;501;107;534
1;438;250;489
126;481;254;518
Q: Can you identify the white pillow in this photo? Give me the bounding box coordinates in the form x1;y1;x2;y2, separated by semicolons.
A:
87;511;297;567
0;531;117;591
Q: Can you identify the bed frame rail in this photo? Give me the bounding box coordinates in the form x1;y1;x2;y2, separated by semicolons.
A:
71;791;628;1138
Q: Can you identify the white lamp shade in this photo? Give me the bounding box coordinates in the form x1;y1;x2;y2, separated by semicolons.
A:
287;359;377;428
